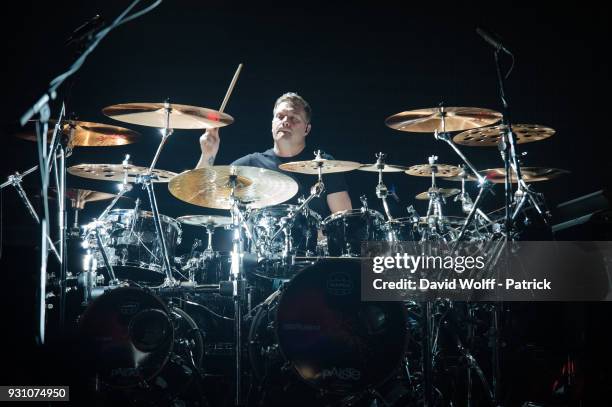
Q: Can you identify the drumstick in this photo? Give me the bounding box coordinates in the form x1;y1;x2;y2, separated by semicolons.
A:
219;63;243;113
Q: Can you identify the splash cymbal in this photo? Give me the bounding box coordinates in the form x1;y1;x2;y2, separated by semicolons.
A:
102;102;234;129
68;164;177;183
358;163;410;172
168;166;298;209
415;188;461;200
453;124;555;146
385;107;502;133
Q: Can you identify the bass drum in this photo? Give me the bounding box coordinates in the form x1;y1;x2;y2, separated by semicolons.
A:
249;259;408;397
77;287;206;404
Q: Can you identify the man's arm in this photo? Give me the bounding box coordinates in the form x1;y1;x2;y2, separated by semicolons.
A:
195;128;220;168
327;191;352;213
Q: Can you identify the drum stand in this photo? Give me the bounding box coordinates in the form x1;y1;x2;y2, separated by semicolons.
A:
373;152;394;221
269;150;326;263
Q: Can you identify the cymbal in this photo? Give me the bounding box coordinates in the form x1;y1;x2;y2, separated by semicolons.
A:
14;120;140;146
453;124;555;146
405;164;462;177
418;215;467;226
102;102;234;129
415;188;461;200
168;166;298;209
478;167;570;183
66;188;129;209
385;107;502;133
68;164;177;183
177;215;232;228
278;158;361;174
358;163;410;172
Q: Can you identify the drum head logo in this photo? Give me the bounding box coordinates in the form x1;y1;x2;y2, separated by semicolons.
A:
326;273;352;295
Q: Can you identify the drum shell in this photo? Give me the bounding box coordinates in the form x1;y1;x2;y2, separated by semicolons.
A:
322;209;385;257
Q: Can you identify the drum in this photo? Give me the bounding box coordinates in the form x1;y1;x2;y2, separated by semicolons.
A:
381;217;419;242
322;209;385;257
77;287;206;403
87;209;182;284
248;204;321;259
248;259;407;396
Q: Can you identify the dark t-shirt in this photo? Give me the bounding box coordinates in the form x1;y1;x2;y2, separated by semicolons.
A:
231;148;349;219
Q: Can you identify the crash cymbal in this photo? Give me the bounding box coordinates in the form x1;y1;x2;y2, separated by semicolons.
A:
415;188;461;200
13;120;140;146
385;107;502;133
68;164;177;183
168;166;298;209
177;215;232;228
102;102;234;129
358;163;410;172
477;167;570;183
405;164;462;177
453;124;555;146
278;158;361;174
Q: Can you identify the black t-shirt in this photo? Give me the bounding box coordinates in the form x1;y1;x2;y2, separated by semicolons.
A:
231;148;349;219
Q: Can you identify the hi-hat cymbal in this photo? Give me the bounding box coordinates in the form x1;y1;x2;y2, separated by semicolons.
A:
168;166;298;209
68;164;177;183
385;107;502;133
477;167;570;183
177;215;232;228
415;188;461;200
14;120;140;146
278;158;361;174
405;164;462;177
453;124;555;146
102;102;234;129
358;163;410;172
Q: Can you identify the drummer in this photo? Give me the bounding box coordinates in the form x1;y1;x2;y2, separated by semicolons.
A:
195;92;352;218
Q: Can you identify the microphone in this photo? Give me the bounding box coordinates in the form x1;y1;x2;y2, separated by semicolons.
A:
476;27;512;55
65;14;105;47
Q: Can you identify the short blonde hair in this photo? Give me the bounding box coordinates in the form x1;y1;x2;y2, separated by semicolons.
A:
273;92;312;123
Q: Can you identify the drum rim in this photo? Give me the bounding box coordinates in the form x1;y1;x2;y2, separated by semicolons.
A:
322;208;384;225
107;208;182;232
78;286;174;388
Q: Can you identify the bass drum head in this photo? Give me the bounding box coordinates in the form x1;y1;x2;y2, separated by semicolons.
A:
275;259;407;394
78;287;174;388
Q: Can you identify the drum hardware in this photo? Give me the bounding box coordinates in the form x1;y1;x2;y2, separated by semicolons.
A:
358;152;396;221
268;150;327;263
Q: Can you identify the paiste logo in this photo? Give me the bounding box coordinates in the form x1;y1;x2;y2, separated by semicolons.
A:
320;367;361;381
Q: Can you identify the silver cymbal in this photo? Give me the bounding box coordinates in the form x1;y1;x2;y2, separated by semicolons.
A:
68;164;177;183
177;215;232;228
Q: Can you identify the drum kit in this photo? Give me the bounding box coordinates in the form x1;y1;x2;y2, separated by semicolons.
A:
3;94;570;406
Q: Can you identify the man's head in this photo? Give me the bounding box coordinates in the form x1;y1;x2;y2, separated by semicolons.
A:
271;92;311;143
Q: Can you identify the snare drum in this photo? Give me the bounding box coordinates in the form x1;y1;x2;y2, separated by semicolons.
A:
322;209;385;256
86;209;182;284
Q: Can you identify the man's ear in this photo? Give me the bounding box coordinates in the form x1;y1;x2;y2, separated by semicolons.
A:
305;123;311;136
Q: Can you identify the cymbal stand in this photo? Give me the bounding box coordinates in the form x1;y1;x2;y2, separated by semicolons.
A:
138;100;176;287
227;167;249;406
420;156;448;243
373;152;394;221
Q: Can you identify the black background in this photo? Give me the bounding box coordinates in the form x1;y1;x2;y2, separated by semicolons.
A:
0;1;610;403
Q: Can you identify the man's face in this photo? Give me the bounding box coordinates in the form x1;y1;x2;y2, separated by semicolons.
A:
271;101;310;142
